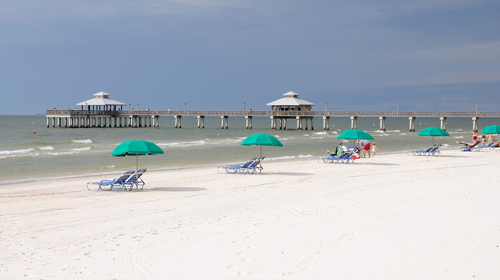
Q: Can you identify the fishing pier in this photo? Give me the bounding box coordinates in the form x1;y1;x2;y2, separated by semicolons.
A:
45;91;499;132
46;109;500;132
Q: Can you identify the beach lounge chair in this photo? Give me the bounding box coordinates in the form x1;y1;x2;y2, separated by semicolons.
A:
425;144;442;156
457;141;480;152
86;170;135;192
242;157;265;174
474;141;496;151
407;146;433;156
125;168;147;191
317;154;338;163
218;158;257;174
342;152;356;163
318;152;354;164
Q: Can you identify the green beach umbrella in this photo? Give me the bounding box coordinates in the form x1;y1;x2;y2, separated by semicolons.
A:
337;129;374;146
111;140;164;172
417;127;449;144
337;129;374;140
481;125;500;135
240;133;283;173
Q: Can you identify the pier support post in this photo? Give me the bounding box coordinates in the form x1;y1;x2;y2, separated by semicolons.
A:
472;117;479;132
303;118;309;130
296;116;303;130
379;116;386;131
197;115;205;128
174;115;182;128
245;116;252;129
440;117;447;131
350;116;357;129
310;118;314;130
270;116;275;129
409;117;416;132
323;116;330;130
221;116;228;129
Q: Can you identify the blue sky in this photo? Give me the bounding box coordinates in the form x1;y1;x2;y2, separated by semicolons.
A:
2;0;500;114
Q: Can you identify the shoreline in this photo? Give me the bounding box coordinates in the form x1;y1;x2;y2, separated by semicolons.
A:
0;147;448;187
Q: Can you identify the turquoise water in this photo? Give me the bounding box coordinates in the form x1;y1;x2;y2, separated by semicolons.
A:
1;115;498;184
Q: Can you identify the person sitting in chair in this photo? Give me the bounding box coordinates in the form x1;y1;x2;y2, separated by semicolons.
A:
456;133;481;148
327;143;344;156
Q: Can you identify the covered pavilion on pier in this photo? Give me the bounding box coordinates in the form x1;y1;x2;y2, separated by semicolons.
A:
76;91;126;111
266;91;316;129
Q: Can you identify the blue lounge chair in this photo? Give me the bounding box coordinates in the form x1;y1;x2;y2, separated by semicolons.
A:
86;170;135;192
125;168;147;191
318;152;354;164
425;144;442;156
242;157;265;174
457;141;481;152
474;141;496;151
317;154;338;163
407;146;433;156
218;158;257;174
342;152;356;163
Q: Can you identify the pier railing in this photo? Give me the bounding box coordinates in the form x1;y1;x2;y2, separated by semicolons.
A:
46;109;500;117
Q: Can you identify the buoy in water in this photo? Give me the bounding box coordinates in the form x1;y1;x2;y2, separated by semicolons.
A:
99;128;102;131
33;131;36;134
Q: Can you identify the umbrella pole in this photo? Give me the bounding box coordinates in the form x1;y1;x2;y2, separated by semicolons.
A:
136;153;139;190
260;146;262;174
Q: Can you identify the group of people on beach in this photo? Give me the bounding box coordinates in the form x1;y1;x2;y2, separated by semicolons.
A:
328;140;378;158
455;132;499;148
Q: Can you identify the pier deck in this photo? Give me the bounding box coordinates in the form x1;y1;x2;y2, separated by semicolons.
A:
45;110;500;131
46;110;500;118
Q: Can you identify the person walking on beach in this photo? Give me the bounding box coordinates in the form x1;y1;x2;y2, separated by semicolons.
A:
358;139;370;158
371;142;379;157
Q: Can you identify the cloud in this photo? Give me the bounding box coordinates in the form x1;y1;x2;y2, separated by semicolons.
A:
430;71;500;84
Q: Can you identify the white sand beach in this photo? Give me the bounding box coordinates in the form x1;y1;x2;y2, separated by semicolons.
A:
1;150;499;279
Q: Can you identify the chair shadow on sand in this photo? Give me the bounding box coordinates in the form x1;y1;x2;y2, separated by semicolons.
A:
271;172;314;176
143;187;207;192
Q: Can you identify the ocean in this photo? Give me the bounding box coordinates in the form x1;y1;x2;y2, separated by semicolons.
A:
1;115;498;185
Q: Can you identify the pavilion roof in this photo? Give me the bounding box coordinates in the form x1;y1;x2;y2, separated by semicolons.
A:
76;91;127;106
266;91;315;107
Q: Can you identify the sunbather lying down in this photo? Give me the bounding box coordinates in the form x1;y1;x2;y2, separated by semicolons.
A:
455;140;480;148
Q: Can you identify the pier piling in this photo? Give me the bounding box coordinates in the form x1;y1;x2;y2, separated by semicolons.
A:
409;117;416;132
350;116;357;129
472;117;479;132
174;115;182;128
322;116;330;130
379;116;386;131
221;116;228;129
440;117;447;131
197;115;205;128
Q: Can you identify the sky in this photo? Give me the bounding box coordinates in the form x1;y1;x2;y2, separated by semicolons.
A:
1;0;500;114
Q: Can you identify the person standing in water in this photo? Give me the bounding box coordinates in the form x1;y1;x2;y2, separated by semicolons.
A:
371;142;379;158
